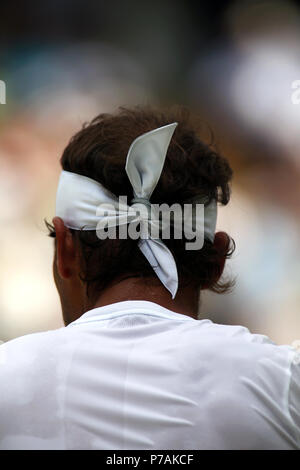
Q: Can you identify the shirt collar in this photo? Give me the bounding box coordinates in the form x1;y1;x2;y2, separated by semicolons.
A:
68;300;197;327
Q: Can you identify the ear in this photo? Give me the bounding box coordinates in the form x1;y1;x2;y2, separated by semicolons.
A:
202;231;229;289
52;217;76;279
213;231;229;279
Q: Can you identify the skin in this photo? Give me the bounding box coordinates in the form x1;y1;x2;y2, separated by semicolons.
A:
52;217;228;326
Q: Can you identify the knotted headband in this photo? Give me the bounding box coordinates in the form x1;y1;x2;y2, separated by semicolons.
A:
56;123;217;298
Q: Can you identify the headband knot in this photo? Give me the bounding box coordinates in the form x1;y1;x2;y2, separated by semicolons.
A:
56;122;217;299
130;197;152;219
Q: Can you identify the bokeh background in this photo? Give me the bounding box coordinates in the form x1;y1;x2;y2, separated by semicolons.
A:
1;0;300;344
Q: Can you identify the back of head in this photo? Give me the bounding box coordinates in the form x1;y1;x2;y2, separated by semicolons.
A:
55;105;234;302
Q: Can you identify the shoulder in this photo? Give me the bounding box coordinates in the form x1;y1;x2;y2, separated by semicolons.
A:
0;329;69;449
188;319;296;379
0;326;77;403
0;327;65;368
181;320;300;448
180;320;295;406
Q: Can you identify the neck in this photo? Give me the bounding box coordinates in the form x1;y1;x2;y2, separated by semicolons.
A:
88;278;200;320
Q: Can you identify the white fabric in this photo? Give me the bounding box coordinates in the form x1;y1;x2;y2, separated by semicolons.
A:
55;123;217;299
0;300;299;450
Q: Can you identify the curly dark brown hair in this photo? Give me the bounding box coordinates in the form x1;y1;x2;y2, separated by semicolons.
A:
48;105;235;302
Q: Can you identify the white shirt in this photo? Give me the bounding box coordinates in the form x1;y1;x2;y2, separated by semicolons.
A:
0;300;299;450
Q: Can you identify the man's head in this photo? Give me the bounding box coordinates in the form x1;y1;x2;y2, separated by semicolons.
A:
49;105;234;324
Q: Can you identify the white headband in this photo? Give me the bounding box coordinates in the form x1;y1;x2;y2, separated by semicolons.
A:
56;123;217;298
